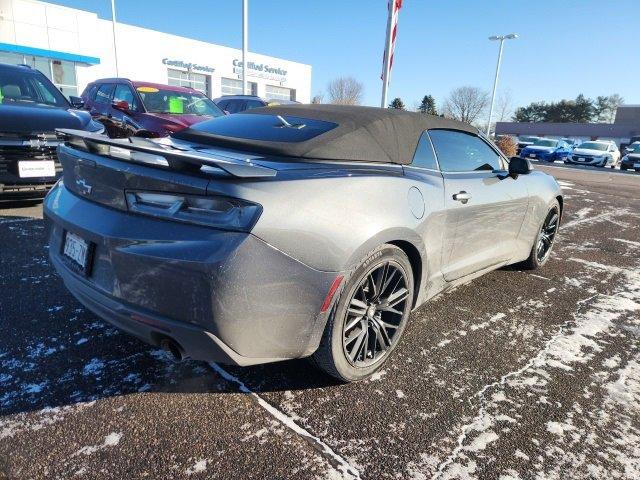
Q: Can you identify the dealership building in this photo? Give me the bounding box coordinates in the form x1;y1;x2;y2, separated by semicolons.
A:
0;0;312;102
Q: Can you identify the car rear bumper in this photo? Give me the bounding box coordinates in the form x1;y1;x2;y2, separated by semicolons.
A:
43;183;338;365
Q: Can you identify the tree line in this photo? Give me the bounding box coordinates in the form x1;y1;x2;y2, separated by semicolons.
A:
313;76;623;126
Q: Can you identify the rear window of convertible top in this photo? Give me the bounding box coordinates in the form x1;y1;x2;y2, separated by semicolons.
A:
183;113;338;143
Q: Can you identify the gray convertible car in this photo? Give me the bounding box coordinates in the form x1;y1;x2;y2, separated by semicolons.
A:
44;105;562;382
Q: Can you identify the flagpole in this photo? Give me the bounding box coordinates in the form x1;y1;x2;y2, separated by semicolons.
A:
242;0;248;95
110;0;119;76
380;1;393;108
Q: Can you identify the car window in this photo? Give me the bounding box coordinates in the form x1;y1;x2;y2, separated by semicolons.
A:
224;99;245;114
94;84;114;104
216;100;228;111
0;69;68;108
245;99;264;110
411;131;439;170
113;84;137;110
428;130;502;172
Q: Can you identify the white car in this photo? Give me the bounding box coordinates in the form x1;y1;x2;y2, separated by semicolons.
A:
566;141;620;168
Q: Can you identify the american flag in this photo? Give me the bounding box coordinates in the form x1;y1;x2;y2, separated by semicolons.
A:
381;0;403;81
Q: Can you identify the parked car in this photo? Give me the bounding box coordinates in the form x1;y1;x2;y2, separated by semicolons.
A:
520;138;573;162
623;141;640;156
0;63;104;200
45;105;562;382
620;143;640;172
565;140;620;168
81;79;224;138
516;135;540;155
213;94;299;114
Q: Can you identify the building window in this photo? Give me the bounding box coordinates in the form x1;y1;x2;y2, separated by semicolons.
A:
0;52;78;98
265;85;295;101
167;68;210;96
221;77;257;96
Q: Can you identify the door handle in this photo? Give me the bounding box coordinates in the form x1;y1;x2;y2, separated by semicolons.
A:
453;191;471;204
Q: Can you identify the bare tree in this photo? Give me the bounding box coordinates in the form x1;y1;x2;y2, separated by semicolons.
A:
327;77;364;105
495;89;513;122
311;92;324;104
443;86;489;125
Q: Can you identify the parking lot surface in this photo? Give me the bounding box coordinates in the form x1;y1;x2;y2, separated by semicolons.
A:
1;164;639;479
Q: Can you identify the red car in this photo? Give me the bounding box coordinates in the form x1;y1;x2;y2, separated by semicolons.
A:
81;79;224;138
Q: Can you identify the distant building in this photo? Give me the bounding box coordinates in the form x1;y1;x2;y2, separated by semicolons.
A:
496;105;640;146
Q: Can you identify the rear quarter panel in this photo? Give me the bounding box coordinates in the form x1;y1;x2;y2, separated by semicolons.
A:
207;166;440;276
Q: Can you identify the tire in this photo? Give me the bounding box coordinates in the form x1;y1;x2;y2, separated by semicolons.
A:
519;200;561;270
621;166;628;171
311;244;414;382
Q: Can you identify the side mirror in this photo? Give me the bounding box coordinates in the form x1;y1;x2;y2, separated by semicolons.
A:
112;100;130;112
69;95;85;109
509;156;532;178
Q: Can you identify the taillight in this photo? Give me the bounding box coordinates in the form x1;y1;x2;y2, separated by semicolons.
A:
125;191;262;231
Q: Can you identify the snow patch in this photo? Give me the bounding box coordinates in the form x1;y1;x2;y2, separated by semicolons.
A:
74;432;122;456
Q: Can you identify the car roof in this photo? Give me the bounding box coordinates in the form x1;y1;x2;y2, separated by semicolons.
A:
91;78;199;94
0;62;41;74
215;95;265;101
174;104;477;165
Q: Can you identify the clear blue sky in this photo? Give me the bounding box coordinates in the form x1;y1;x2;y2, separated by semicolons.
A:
52;0;639;113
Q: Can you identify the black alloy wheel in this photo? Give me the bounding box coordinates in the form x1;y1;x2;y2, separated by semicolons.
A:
311;244;414;382
536;207;559;264
342;261;409;367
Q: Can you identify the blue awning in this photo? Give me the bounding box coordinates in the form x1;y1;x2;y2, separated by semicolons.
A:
0;43;100;65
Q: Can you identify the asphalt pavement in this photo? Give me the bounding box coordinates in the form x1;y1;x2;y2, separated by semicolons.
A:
1;164;639;479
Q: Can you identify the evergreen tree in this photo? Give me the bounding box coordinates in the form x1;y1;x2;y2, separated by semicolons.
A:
418;95;437;115
389;98;406;110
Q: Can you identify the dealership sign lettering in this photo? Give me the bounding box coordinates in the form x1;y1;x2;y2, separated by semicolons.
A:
232;59;287;81
162;58;215;73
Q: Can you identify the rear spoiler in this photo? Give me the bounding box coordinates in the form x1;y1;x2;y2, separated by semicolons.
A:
55;129;277;178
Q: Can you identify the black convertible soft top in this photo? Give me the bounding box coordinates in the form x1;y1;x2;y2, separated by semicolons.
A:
172;104;477;165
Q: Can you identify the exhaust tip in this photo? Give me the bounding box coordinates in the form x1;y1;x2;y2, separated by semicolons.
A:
160;338;184;361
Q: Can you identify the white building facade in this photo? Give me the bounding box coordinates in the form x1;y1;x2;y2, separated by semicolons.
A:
0;0;312;102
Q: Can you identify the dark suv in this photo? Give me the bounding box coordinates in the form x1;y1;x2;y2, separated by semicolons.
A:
81;79;224;138
0;63;104;200
213;95;299;114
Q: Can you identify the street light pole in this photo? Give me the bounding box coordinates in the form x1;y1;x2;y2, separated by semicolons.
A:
242;0;248;95
110;0;119;77
486;33;517;136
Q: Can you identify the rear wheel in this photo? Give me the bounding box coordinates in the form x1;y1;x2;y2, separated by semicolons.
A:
520;200;560;270
311;244;414;382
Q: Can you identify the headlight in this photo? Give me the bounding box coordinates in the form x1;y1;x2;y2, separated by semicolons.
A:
622;155;628;161
125;191;262;231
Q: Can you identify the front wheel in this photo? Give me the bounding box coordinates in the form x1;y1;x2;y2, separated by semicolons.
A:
519;200;560;270
311;244;414;382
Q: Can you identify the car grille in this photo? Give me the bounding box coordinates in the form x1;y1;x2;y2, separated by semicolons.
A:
0;133;61;175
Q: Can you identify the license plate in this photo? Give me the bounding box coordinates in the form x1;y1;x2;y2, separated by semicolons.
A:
578;157;585;162
18;160;55;178
63;232;90;271
634;163;640;169
529;153;536;158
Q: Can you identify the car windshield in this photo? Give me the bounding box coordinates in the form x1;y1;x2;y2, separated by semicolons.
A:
579;142;609;151
533;139;558;147
0;68;69;108
180;113;338;142
631;144;640;153
137;87;224;117
519;136;538;143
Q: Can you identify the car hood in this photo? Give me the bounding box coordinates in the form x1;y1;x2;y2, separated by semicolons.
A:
0;104;93;134
573;148;608;156
524;146;555;153
146;113;213;128
624;153;640;160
